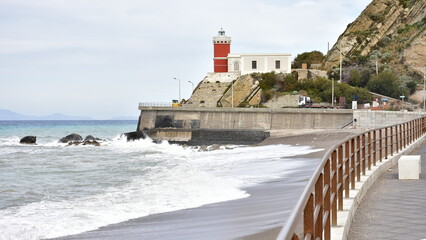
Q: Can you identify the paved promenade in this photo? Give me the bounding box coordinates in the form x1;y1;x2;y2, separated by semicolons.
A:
348;142;426;239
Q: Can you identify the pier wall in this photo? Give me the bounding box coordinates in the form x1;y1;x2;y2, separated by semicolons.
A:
137;107;354;131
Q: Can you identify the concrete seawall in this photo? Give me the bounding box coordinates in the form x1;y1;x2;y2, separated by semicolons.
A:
354;110;424;128
137;107;354;131
136;107;425;144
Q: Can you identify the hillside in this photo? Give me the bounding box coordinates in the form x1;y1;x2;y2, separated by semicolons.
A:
324;0;425;74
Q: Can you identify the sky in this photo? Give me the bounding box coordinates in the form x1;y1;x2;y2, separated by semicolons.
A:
0;0;372;119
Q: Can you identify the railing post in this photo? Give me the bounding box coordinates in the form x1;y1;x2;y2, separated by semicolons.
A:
345;141;350;198
331;150;338;226
338;145;344;210
379;129;383;161
362;134;366;175
403;123;407;148
304;193;314;239
314;174;323;240
390;126;394;156
373;130;377;166
351;138;356;189
385;127;388;159
356;136;361;181
324;160;331;240
397;125;401;152
368;131;372;170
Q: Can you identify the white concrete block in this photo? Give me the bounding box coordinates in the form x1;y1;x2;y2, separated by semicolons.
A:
398;155;420;180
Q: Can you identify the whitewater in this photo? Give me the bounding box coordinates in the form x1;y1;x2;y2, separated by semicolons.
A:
0;120;322;240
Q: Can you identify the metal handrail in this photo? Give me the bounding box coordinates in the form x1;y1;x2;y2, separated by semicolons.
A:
277;116;426;240
139;102;172;107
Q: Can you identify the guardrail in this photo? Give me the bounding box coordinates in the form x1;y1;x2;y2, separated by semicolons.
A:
139;102;172;107
277;116;426;240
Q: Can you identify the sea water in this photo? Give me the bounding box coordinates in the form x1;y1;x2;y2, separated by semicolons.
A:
0;120;322;240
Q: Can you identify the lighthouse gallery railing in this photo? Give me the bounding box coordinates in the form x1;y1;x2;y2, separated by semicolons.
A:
277;116;426;240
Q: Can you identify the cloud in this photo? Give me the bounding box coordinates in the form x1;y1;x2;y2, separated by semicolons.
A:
0;0;372;118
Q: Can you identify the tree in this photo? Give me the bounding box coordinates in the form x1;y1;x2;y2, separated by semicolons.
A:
348;70;361;87
293;51;325;68
406;81;417;95
366;71;408;99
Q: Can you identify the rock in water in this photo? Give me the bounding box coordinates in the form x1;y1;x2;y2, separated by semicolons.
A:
82;140;101;146
84;135;96;141
59;133;83;143
123;131;146;141
20;136;36;144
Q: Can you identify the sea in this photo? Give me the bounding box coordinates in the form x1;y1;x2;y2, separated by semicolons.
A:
0;120;322;240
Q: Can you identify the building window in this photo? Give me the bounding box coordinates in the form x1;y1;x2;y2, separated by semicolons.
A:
275;60;281;69
252;61;257;69
234;61;240;71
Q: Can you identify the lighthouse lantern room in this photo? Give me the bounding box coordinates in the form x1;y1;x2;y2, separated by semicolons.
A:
213;28;231;73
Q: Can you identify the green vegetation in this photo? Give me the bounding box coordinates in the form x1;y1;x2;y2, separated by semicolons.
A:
293;51;324;68
252;72;372;104
399;0;420;8
366;71;407;99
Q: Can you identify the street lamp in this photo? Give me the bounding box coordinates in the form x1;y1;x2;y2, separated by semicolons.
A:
339;42;342;83
188;81;194;93
173;77;181;101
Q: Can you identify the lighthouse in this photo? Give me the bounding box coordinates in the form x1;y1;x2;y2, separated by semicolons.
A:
213;28;231;73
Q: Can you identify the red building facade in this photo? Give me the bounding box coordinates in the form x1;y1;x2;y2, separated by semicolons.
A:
213;29;231;73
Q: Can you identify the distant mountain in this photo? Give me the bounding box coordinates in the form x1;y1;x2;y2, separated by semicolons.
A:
0;109;92;120
109;116;139;120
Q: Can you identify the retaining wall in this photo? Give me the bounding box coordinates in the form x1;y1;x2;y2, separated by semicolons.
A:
137;107;354;131
354;110;425;128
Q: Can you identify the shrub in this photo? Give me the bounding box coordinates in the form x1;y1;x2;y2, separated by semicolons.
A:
293;51;325;68
406;81;417;95
367;71;408;98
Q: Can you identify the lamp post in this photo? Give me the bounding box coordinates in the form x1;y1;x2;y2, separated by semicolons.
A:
173;77;181;101
339;42;342;83
231;80;234;108
188;81;194;93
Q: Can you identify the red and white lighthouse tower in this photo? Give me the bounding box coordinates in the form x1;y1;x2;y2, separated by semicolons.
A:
213;28;231;73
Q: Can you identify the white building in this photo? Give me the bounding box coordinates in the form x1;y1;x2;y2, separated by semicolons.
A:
227;53;292;75
211;29;292;77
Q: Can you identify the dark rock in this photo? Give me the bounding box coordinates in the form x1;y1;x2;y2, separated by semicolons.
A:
20;136;36;144
123;131;146;141
152;139;163;144
84;135;96;141
60;134;83;143
67;141;81;146
83;140;101;146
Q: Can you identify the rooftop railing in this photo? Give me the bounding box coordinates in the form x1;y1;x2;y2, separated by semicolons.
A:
139;102;173;107
277;116;426;240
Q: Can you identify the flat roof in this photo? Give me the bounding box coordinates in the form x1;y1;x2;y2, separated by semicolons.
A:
228;53;291;57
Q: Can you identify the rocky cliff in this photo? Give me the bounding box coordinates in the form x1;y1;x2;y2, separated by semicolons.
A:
324;0;426;73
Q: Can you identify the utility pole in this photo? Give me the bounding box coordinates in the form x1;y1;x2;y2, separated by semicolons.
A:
332;78;334;107
188;81;194;92
173;77;181;101
339;42;342;83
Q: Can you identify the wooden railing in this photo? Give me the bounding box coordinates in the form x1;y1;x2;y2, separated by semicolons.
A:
277;117;426;240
